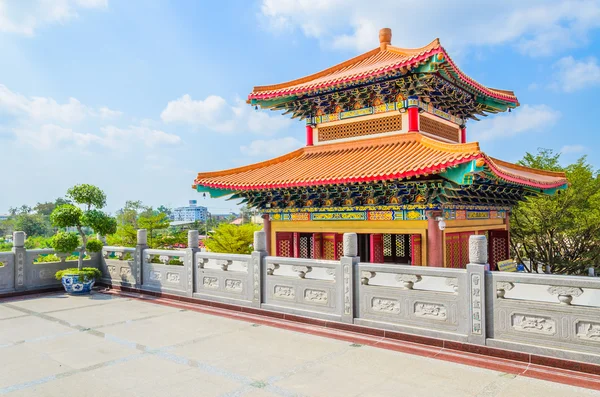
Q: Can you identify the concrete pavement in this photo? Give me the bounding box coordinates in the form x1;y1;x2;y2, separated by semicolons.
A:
0;292;598;397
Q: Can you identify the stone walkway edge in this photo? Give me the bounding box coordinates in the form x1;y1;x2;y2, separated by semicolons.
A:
3;286;600;392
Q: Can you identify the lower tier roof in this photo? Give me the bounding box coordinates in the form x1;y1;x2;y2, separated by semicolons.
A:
193;133;567;193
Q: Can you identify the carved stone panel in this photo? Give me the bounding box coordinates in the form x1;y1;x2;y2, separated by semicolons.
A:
274;285;295;299
304;288;328;304
414;302;447;321
203;276;218;289
120;267;132;277
225;279;243;291
511;314;556;335
150;271;162;281
575;321;600;342
39;269;54;280
166;272;180;283
371;297;400;314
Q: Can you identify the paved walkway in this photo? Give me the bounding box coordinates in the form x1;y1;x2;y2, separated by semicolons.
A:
0;292;597;397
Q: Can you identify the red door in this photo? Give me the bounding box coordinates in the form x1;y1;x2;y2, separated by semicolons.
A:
312;233;322;259
410;235;422;266
445;232;474;268
370;234;384;263
489;230;509;270
275;232;294;257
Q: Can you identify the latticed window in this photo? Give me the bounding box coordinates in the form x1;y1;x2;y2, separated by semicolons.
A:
383;234;392;256
318;114;403;142
419;115;460;142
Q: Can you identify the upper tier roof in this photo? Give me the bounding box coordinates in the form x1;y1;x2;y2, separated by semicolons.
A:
193;133;566;192
248;31;518;106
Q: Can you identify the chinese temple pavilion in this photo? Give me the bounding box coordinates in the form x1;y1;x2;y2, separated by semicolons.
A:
193;28;568;269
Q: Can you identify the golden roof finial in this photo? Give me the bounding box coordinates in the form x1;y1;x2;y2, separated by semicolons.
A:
379;28;392;50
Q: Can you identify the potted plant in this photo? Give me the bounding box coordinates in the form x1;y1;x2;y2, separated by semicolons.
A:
50;184;117;294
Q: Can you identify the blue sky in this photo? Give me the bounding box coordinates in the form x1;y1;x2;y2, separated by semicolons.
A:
1;0;599;214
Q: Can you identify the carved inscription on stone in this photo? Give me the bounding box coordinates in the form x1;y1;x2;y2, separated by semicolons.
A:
166;272;180;283
343;265;351;314
225;279;243;291
511;314;556;335
304;289;328;303
576;321;600;341
150;271;162;281
203;276;218;289
371;297;400;314
471;273;482;335
414;302;447;320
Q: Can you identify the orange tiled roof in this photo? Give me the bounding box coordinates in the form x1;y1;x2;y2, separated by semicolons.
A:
248;39;518;104
193;133;566;191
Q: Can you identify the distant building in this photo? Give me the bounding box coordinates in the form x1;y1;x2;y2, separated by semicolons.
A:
171;200;208;222
0;214;9;221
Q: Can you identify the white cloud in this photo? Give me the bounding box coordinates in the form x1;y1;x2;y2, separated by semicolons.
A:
259;0;600;56
100;125;181;149
98;106;123;119
13;123;101;149
551;56;600;92
560;144;586;154
0;83;179;150
240;137;302;157
0;0;107;36
470;104;560;141
161;94;292;135
0;84;123;124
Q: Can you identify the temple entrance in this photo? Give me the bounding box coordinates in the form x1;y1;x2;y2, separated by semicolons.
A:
276;232;413;264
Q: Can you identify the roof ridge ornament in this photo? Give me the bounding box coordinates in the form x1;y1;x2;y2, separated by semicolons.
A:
379;28;392;50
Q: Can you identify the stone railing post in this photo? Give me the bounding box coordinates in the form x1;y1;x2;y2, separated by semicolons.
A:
95;233;107;269
466;235;487;345
251;230;267;308
341;233;359;324
186;230;200;297
135;229;148;288
12;231;26;291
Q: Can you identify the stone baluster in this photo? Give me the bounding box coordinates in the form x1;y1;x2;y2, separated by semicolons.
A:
396;274;422;289
12;231;26;291
135;229;148;288
547;286;583;305
252;230;268;308
340;233;359;324
186;230;200;297
466;235;487;346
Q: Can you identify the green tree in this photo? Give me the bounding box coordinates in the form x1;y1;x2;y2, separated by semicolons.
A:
34;202;56;216
50;185;117;270
510;149;600;274
204;223;262;254
13;213;49;237
157;205;172;217
138;212;170;248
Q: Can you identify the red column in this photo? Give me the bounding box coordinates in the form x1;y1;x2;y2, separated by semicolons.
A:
427;211;444;267
460;126;467;143
407;95;419;132
306;125;314;146
262;214;271;255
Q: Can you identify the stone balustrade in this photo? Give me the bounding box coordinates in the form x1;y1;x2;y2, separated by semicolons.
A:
1;231;599;364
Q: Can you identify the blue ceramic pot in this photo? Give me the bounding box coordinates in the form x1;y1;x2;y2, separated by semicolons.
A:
61;275;95;294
